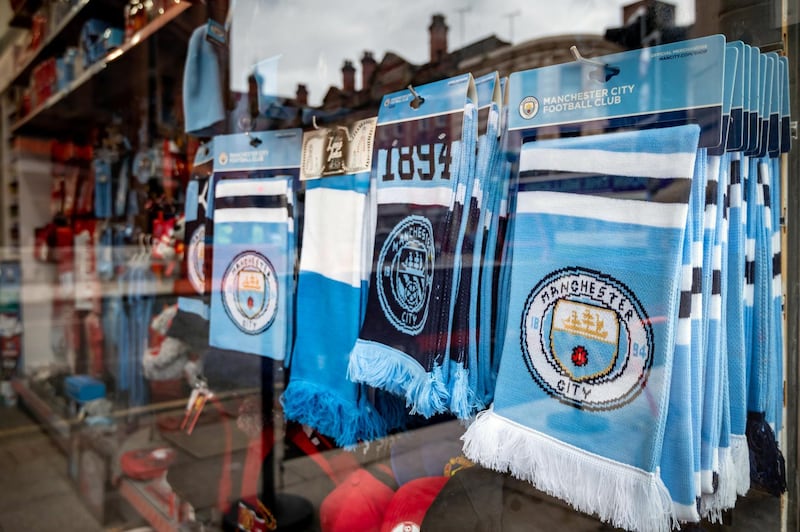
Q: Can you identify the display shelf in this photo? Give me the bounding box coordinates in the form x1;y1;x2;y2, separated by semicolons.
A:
10;0;197;138
6;0;124;91
12;376;71;452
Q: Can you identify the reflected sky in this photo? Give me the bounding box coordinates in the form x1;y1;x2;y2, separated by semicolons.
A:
231;0;695;105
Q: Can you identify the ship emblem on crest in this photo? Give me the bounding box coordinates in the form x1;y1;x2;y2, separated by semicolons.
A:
221;251;278;335
521;267;653;410
550;301;619;382
377;215;435;335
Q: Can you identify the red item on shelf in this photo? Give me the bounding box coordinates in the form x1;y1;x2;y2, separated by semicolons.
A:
121;447;177;481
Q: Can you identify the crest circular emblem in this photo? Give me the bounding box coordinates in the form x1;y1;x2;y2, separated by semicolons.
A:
521;267;653;410
519;96;540;119
390;523;420;532
377;215;435;336
221;251;278;335
187;226;205;294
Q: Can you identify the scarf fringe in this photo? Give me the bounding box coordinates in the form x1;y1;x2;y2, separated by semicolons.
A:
281;380;387;447
462;408;678;532
348;342;449;418
672;502;700;524
730;434;751;496
449;363;485;420
699;446;738;523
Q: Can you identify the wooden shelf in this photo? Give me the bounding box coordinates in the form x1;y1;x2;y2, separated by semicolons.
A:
6;0;125;90
10;0;199;138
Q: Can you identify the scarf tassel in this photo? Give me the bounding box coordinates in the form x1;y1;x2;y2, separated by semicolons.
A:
462;408;678;532
348;341;449;418
730;434;751;496
281;380;386;448
448;362;485;420
699;445;738;523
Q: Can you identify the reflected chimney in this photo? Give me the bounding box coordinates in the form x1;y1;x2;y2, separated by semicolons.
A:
361;51;377;90
342;60;356;93
295;84;308;106
429;13;448;63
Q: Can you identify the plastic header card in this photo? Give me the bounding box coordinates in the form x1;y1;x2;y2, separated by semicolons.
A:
213;129;302;173
746;47;761;154
742;44;752;149
780;56;791;154
709;45;739;156
475;72;502;137
194;140;215;166
756;53;772;158
726;42;746;151
374;74;477;180
378;73;477;125
300;118;377;180
767;52;781;157
506;35;726;148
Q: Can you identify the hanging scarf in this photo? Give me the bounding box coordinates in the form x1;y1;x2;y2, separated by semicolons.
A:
348;74;478;417
209;176;292;360
284;119;388;445
450;72;500;418
170;143;213;353
725;152;751;496
463;125;701;532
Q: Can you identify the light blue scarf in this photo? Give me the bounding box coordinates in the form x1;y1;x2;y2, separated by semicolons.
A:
208;176;293;360
725;152;751;496
283;171;387;446
463;125;700;532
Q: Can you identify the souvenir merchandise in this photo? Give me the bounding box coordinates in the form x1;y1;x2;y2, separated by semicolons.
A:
463;124;702;532
208;130;301;361
3;4;798;531
183;24;226;137
451;72;502;414
169;142;214;354
283;118;388;446
348;74;478;418
463;36;729;531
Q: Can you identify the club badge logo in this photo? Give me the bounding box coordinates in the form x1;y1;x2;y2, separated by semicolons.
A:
521;267;653;410
377;215;435;336
519;96;540;119
187;226;205;294
221;251;278;335
390;523;420;532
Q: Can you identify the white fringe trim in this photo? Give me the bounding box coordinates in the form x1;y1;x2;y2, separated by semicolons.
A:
672;502;699;524
730;434;751;496
462;408;677;532
699;446;737;523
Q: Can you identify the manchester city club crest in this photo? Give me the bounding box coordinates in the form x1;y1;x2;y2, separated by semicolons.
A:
519;96;540;119
221;251;278;335
187;226;205;295
377;215;435;335
520;267;654;410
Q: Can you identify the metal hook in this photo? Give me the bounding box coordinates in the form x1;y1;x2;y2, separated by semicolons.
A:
570;45;607;68
407;84;425;109
312;115;320;130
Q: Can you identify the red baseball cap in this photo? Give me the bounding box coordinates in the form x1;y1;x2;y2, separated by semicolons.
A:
380;476;448;532
320;468;395;532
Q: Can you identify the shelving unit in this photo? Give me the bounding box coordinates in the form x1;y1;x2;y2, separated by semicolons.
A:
4;0;123;93
0;0;203;392
10;0;197;138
